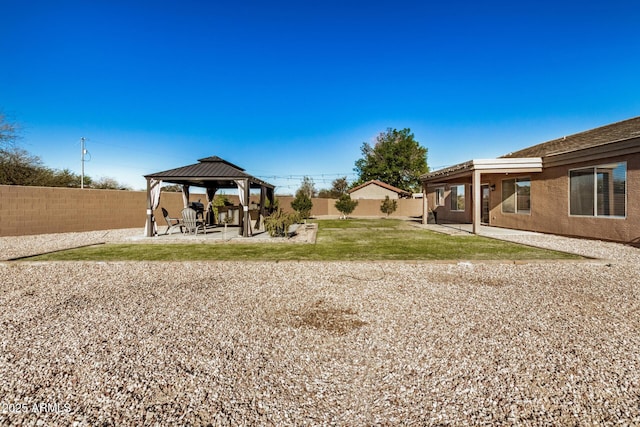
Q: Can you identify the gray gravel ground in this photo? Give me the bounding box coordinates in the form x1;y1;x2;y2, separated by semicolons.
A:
0;229;639;425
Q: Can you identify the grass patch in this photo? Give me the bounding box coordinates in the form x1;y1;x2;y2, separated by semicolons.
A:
28;219;582;261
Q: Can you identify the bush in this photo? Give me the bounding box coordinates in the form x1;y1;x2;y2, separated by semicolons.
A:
335;194;358;219
291;192;313;219
380;196;397;217
264;209;299;237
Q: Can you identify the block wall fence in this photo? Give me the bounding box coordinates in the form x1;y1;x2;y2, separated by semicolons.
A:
0;185;423;236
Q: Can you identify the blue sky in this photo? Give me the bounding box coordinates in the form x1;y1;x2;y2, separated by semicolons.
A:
2;0;639;192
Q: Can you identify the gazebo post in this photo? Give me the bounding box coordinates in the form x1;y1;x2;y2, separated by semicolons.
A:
258;185;266;229
145;178;153;237
243;178;250;237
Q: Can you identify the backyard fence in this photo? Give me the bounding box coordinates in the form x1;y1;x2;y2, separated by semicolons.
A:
0;185;423;236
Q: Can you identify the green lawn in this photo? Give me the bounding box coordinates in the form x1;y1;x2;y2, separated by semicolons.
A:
28;219;582;261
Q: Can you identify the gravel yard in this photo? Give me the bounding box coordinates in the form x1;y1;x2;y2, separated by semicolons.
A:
1;230;639;425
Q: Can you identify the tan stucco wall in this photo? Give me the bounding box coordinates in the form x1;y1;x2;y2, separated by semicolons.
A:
0;186;424;236
485;153;640;243
424;152;640;243
425;178;473;224
277;196;422;217
0;186;194;237
350;184;399;199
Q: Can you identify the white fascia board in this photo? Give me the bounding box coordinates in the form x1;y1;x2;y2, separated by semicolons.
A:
471;158;542;170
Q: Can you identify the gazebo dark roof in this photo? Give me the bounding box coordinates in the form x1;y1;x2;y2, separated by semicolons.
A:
145;156;274;189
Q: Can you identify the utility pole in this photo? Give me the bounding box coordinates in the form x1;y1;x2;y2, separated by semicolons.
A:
81;137;86;189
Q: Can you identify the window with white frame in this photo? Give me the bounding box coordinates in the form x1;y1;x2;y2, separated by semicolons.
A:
450;184;465;211
435;187;445;206
570;162;626;217
502;177;531;214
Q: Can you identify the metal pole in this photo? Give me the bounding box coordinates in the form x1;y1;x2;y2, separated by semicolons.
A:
81;137;85;189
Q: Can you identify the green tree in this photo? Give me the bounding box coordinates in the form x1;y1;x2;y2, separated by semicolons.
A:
380;196;398;217
0;147;47;185
291;192;312;219
334;194;358;219
354;128;428;192
47;168;87;187
161;184;183;192
93;176;131;190
291;177;315;219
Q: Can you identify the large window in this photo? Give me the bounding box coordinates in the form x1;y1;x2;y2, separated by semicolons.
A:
502;177;531;214
570;162;626;217
450;184;465;211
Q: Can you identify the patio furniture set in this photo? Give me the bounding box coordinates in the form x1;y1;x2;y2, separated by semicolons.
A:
161;207;208;235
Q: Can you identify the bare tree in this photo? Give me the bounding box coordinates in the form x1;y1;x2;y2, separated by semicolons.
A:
0;112;20;148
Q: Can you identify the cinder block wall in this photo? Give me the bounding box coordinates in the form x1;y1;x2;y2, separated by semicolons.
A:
0;185;424;236
0;186;186;237
1;186;146;236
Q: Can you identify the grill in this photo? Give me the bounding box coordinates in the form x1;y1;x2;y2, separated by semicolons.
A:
189;202;204;216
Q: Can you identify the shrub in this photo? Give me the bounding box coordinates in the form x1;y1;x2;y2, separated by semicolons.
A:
264;209;298;237
335;194;358;219
380;196;397;217
291;192;313;219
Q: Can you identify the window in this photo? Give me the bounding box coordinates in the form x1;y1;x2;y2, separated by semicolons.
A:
502;177;530;214
435;187;445;206
450;184;465;211
570;162;626;217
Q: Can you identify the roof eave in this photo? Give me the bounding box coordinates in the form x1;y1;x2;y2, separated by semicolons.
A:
420;158;542;182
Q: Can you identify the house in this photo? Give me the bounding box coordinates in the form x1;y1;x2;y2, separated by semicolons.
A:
420;116;640;243
348;180;412;199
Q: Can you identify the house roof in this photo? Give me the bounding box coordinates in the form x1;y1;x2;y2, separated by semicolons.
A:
422;115;640;182
502;116;640;158
145;156;274;189
348;179;411;196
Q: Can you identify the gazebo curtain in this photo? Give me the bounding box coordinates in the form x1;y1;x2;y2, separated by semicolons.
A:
181;185;190;208
234;179;252;236
205;187;217;224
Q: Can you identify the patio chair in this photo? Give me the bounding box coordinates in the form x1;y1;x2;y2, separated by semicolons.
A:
181;207;207;235
161;207;183;235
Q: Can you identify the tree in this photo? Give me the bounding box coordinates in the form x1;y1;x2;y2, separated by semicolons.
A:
0;112;20;148
93;176;131;190
291;176;315;219
162;184;183;192
298;176;317;198
318;176;349;198
0;147;47;185
354;128;428;192
335;194;358;219
380;195;397;217
291;192;312;219
46;168;87;188
0;110;134;189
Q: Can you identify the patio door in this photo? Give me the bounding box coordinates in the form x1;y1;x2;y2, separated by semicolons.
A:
481;185;490;224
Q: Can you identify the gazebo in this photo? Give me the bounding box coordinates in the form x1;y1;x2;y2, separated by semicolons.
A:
144;156;276;237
